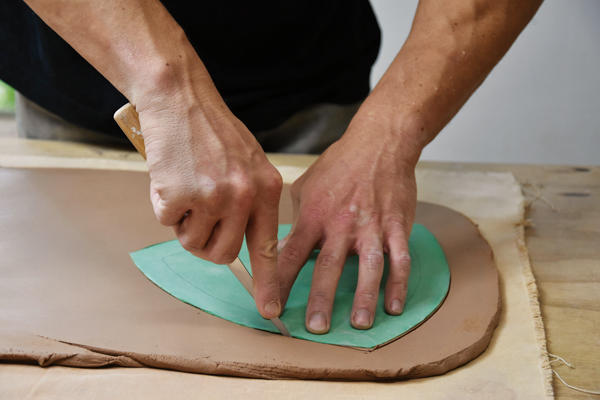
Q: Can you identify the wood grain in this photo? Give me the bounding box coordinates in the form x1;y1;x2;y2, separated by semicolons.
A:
113;103;146;160
419;162;600;399
515;166;600;399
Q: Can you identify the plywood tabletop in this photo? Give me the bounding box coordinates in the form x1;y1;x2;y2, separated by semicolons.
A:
0;138;598;398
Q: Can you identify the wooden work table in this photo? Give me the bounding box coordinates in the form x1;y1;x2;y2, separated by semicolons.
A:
0;138;598;399
418;161;600;400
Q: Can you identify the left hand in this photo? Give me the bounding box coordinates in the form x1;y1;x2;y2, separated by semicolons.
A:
277;108;421;334
276;0;544;335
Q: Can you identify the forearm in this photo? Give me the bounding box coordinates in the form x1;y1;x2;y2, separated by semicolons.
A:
22;0;220;111
352;0;543;165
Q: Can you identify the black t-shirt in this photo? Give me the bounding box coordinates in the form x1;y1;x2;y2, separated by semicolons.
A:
0;1;380;137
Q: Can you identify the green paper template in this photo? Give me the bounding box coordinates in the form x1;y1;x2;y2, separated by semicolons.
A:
131;224;450;349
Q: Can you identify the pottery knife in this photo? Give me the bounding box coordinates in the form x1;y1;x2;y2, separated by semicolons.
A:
114;103;291;338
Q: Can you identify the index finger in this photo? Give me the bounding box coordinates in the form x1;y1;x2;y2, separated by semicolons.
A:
245;177;283;320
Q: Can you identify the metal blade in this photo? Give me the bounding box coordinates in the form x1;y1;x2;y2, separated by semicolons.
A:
227;258;291;337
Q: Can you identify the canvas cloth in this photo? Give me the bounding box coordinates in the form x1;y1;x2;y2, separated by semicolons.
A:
0;160;552;399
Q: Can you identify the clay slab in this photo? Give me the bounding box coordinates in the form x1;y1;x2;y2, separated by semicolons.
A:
0;168;500;380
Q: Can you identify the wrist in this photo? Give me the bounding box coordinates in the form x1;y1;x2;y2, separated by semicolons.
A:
128;33;220;113
345;93;428;169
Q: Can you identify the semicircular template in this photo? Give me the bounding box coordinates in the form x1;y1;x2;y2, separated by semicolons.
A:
130;224;450;349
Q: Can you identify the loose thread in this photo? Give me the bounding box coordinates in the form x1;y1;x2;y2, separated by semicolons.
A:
520;182;557;211
548;353;600;396
516;221;553;397
548;353;574;369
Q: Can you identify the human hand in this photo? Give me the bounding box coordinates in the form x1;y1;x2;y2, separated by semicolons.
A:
136;79;283;320
277;110;421;334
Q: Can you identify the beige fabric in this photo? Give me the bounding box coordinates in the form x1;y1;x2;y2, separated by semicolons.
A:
0;166;551;399
415;169;552;399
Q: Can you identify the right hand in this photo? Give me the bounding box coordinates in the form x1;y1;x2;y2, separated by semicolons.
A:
136;74;283;320
22;0;285;319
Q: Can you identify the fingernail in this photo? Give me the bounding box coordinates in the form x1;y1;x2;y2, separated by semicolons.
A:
263;300;281;319
307;312;328;334
390;299;403;315
353;309;372;329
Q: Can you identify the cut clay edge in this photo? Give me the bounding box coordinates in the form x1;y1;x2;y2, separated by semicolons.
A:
1;197;501;381
38;203;502;381
54;298;500;382
368;277;452;352
0;334;144;368
4;308;500;381
338;287;451;352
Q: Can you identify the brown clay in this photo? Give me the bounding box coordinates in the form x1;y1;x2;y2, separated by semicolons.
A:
0;168;500;380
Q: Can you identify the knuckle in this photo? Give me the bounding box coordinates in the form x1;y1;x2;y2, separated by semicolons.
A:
395;281;409;293
279;243;303;265
359;212;379;227
155;173;213;203
390;252;411;269
192;175;218;201
232;178;257;204
158;217;175;227
200;244;242;265
317;253;342;269
334;208;357;227
334;206;378;229
363;250;385;272
388;279;409;295
154;209;172;226
354;289;378;302
301;206;327;225
179;236;204;254
256;238;279;261
152;181;181;203
153;202;185;227
264;169;283;195
387;216;409;233
210;252;238;266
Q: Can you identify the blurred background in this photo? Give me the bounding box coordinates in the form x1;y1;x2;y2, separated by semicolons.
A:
370;0;600;165
0;80;14;114
1;0;598;166
0;79;15;138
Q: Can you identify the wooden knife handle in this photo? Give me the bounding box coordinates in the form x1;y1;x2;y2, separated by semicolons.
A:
114;103;147;160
